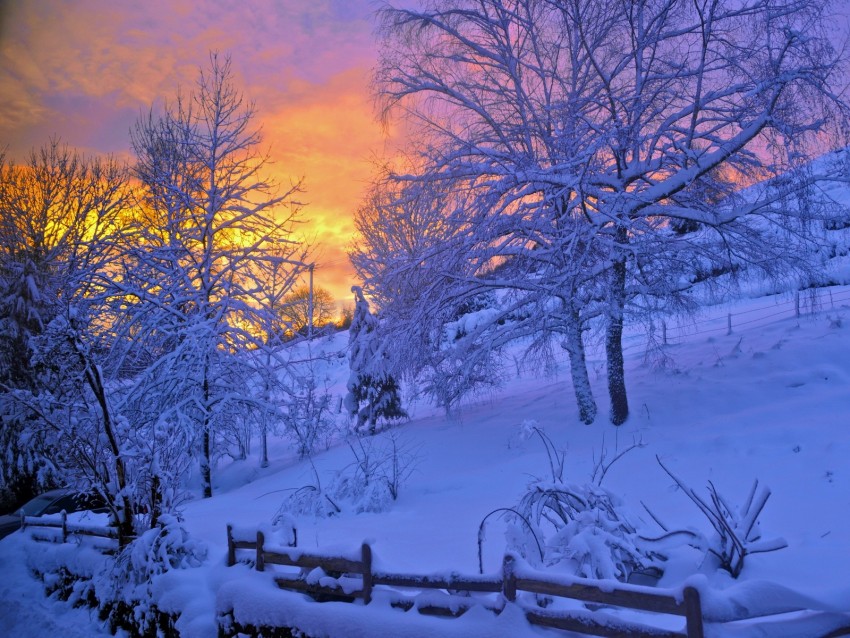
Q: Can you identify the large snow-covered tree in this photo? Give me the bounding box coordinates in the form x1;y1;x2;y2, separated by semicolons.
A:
116;53;307;498
371;0;850;424
353;168;603;421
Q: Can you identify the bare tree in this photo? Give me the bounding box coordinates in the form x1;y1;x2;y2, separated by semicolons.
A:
280;285;336;338
118;53;307;498
373;0;849;424
251;251;308;467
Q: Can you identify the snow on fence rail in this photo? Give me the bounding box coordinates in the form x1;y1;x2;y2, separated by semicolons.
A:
224;525;705;638
22;512;120;545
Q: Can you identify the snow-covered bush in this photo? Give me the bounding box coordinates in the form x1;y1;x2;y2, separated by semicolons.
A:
276;482;341;520
282;372;335;460
123;514;207;580
331;434;420;512
513;481;664;581
491;424;663;582
97;514;207;633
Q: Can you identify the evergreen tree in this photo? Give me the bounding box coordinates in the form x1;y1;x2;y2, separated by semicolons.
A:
344;286;406;434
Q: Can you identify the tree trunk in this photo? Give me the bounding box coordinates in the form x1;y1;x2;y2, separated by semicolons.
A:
72;331;136;544
201;364;213;498
201;426;212;498
149;473;162;529
261;426;269;468
607;254;629;425
563;308;597;424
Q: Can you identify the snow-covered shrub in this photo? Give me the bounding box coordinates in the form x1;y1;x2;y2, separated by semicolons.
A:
275;433;420;519
25;541;110;607
97;514;207;632
514;481;664;581
657;457;787;578
122;514;207;580
492;425;662;582
277;483;341;520
283;373;335;459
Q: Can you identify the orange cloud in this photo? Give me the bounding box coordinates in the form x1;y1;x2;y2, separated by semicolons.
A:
260;67;389;302
0;0;388;302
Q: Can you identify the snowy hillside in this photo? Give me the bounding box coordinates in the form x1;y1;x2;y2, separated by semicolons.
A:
2;283;850;636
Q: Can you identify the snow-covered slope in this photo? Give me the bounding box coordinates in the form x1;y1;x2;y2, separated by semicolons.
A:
2;286;850;636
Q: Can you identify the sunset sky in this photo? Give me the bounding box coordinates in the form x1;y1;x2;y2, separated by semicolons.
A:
0;0;396;303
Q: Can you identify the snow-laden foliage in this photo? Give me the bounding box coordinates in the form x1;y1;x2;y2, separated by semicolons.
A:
88;515;206;634
0;142;129;505
122;52;308;498
0;56;317;551
18;312;137;541
105;515;207;592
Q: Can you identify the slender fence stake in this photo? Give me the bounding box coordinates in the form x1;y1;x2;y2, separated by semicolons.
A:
226;525;235;567
727;313;732;335
662;320;668;346
256;531;265;572
61;510;67;543
502;554;516;602
361;543;373;605
795;291;801;318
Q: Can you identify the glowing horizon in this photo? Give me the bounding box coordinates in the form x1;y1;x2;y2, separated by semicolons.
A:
0;0;390;303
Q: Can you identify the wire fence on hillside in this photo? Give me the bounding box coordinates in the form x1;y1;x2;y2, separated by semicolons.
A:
619;286;850;358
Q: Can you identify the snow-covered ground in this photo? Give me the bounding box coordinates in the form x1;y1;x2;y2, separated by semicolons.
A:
2;286;850;636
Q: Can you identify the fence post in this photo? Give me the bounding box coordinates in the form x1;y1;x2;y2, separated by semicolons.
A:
226;525;235;566
662;320;668;346
726;313;732;335
361;543;373;605
256;531;265;572
61;510;67;543
683;586;704;638
795;291;801;318
502;554;517;602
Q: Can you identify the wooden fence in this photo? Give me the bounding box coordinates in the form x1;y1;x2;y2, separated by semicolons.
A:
226;525;704;638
